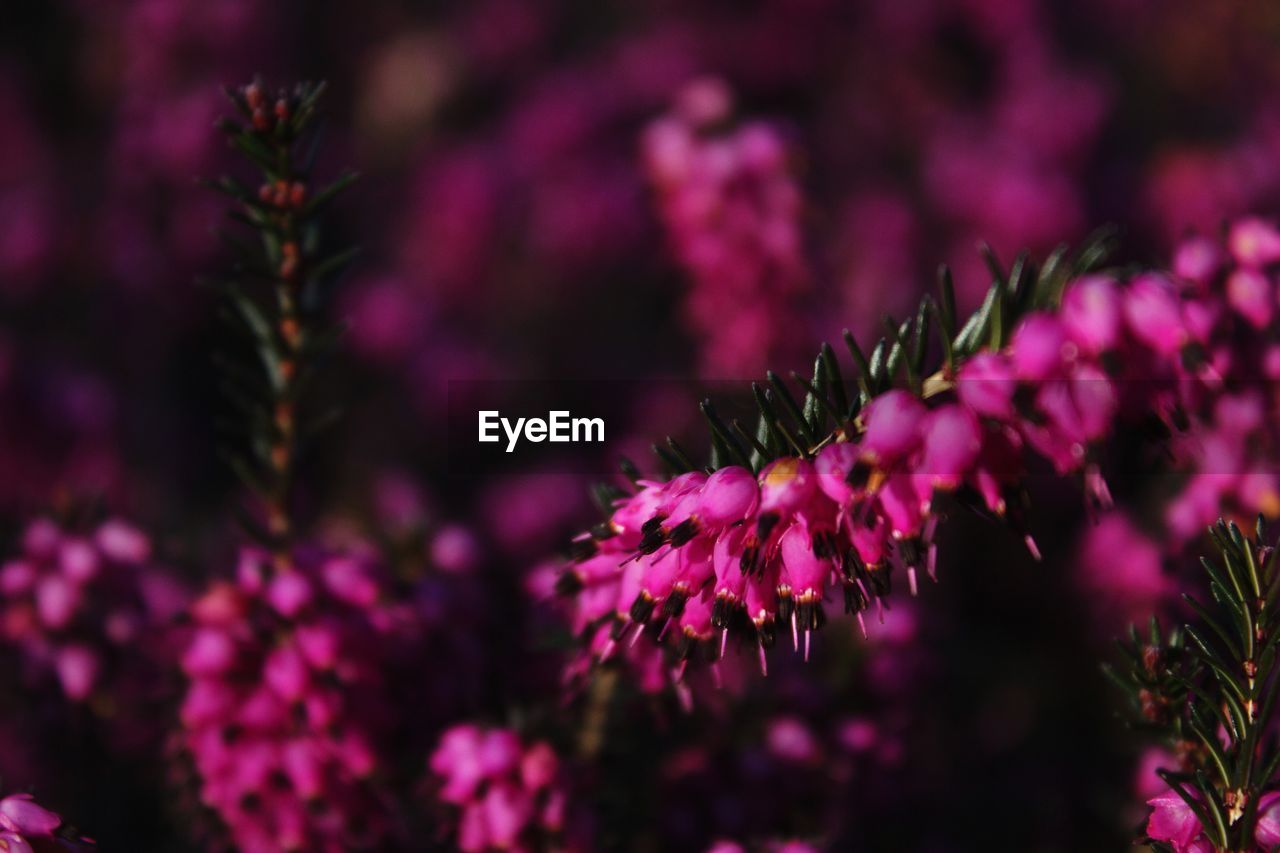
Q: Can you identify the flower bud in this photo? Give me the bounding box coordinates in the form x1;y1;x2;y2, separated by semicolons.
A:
266;571;314;618
58;538;99;583
1009;312;1072;380
263;646;309;702
1123;274;1186;356
758;457;817;516
697;466;759;526
0;794;61;837
1061;275;1122;354
35;575;77;630
54;644;99;701
1228;216;1280;268
918;405;981;488
1173;235;1221;288
860;390;926;462
182;628;238;676
1226;267;1273;328
956;353;1016;420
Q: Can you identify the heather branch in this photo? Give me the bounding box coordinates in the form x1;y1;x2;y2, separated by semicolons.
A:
210;79;357;569
1128;520;1280;851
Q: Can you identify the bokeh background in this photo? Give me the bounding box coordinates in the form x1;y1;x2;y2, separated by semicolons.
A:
0;0;1277;849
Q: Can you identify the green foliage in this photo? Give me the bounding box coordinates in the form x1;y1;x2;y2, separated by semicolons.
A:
649;228;1118;479
206;79;357;546
1112;518;1280;851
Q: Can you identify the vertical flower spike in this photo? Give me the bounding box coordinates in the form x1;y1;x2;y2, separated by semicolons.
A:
642;78;811;377
177;549;398;852
177;81;402;851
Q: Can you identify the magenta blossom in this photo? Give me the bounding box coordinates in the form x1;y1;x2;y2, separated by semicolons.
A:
0;516;181;712
176;547;404;853
1146;790;1210;852
428;724;570;853
558;220;1280;684
0;791;88;850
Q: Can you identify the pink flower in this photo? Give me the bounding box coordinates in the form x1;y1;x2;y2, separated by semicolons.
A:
54;644;100;701
918;405;982;488
266;571;314;618
1256;791;1280;849
1061;275;1123;354
1146;790;1205;851
860;390;927;462
956;353;1017;420
697;466;760;526
429;725;569;851
766;716;820;764
758;458;817;517
1009;312;1071;380
1228;216;1280;268
0;793;60;837
1123;274;1187;356
1173;235;1221;288
0;516;176;712
643;81;810;376
1225;267;1273;328
177;547;399;849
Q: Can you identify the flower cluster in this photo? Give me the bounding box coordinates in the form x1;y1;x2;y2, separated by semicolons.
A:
642;79;811;377
560;232;1280;678
176;548;400;853
1159;219;1280;543
0;516;178;706
428;725;568;853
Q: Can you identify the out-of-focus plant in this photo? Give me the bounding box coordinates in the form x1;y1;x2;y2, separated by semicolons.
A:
1111;520;1280;852
172;80;409;853
203;78;358;557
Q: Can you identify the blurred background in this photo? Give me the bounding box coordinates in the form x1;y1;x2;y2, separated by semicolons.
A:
0;0;1276;850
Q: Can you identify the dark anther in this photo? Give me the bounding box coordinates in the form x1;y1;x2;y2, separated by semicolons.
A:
629;591;656;624
842;578;866;613
568;538;598;561
641;516;666;536
846;459;873;490
757;512;780;539
668;518;699;546
554;571;584;596
776;589;794;624
662;588;690;617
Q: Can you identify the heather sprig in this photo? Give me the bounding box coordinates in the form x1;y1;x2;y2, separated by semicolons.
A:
1117;520;1280;852
207;79;358;560
557;231;1123;683
174;81;405;853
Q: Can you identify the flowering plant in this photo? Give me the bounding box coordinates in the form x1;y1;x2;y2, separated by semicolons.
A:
7;2;1280;843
